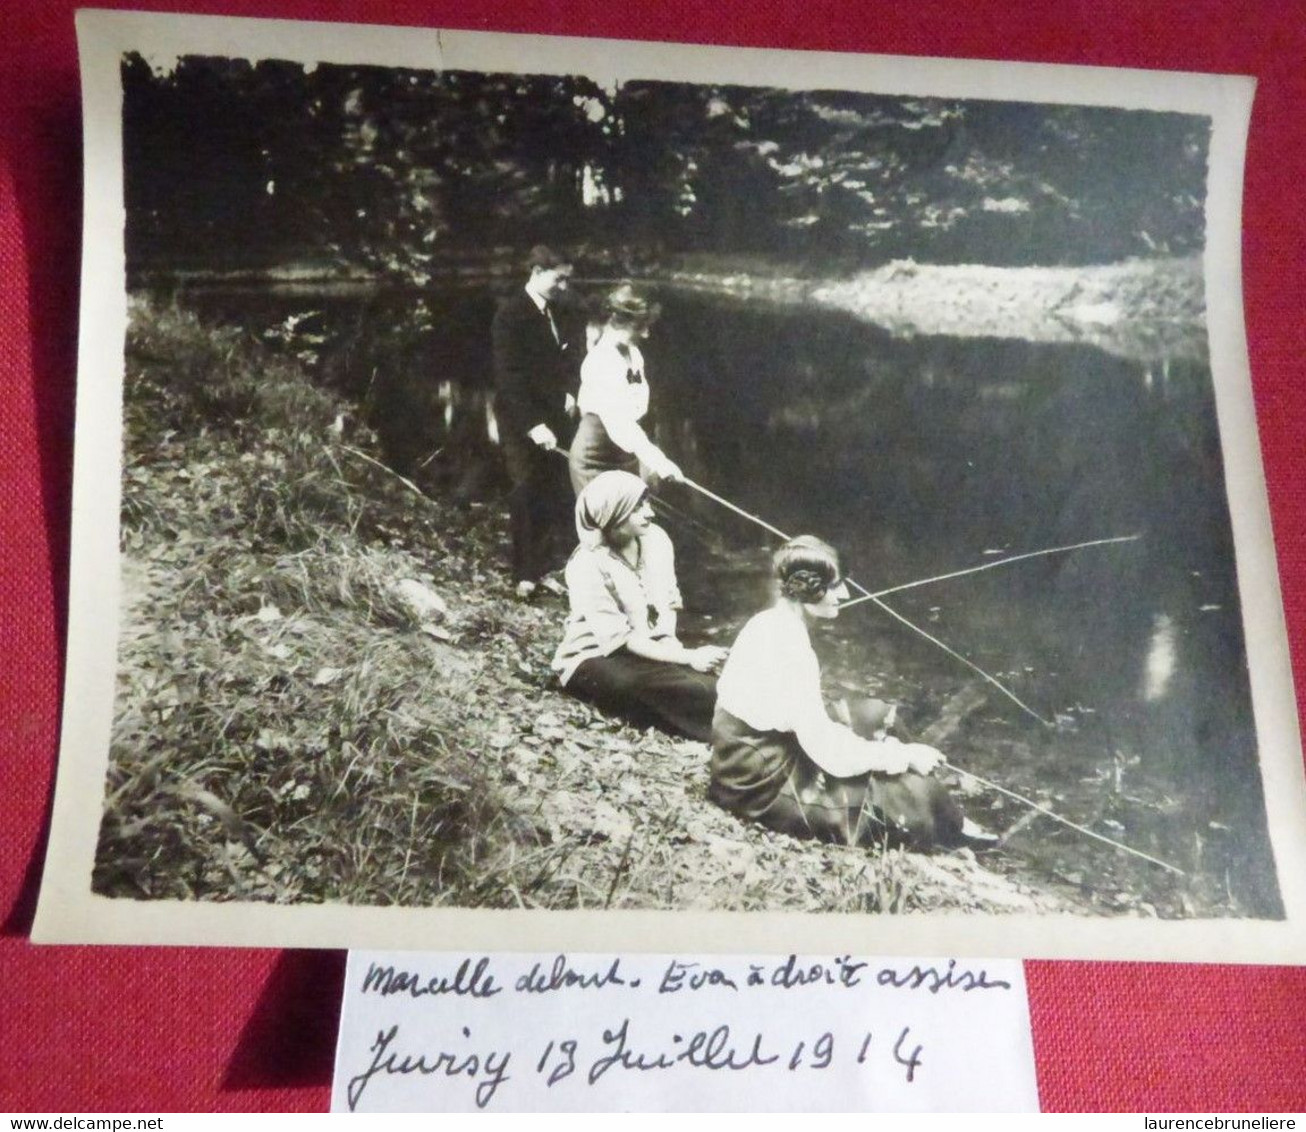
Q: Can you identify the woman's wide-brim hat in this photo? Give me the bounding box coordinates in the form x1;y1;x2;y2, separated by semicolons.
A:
605;283;661;325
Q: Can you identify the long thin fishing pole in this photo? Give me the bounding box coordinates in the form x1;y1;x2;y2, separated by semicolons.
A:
679;476;790;540
843;577;1055;726
679;476;1054;727
838;534;1141;609
646;492;725;546
942;761;1185;875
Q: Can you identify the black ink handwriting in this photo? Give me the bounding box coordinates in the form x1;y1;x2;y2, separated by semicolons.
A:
786;1033;835;1071
360;957;502;1000
515;955;628;994
535;1038;579;1087
658;959;739;993
876;959;1011;994
346;1024;512;1111
587;1018;780;1085
893;1026;924;1083
769;954;868;990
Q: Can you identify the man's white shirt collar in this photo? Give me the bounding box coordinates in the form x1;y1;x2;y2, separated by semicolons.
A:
525;282;549;311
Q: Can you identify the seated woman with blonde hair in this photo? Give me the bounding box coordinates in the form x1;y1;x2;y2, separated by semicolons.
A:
710;535;995;851
552;470;726;741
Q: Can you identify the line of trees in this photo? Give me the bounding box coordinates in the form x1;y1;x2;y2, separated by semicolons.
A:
123;53;1209;279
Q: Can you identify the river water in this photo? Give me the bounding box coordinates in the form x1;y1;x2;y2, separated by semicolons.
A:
181;281;1281;919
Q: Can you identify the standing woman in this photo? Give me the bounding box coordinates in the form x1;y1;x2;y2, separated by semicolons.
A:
710;535;994;851
552;470;725;741
568;283;683;495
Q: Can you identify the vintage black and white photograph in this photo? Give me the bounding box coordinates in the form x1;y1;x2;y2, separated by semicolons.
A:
35;12;1306;957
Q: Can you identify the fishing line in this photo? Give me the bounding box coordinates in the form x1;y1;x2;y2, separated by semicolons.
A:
340;444;431;499
543;451;1128;728
942;761;1186;875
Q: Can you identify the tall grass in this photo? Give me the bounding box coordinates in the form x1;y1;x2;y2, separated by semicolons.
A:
100;298;538;905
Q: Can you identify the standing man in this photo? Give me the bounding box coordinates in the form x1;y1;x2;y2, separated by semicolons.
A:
491;245;580;598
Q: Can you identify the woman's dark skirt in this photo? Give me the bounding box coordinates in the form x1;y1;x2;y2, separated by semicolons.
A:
709;707;964;851
568;413;640;496
566;648;718;742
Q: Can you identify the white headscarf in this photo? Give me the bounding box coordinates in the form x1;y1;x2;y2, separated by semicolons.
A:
574;470;647;548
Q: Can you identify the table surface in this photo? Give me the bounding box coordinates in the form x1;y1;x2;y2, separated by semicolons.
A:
2;0;1304;1112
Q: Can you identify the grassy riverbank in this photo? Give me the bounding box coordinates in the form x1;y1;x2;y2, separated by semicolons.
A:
100;297;1065;916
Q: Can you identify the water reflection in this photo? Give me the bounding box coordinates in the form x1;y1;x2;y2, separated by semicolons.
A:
1142;613;1178;703
180;282;1280;918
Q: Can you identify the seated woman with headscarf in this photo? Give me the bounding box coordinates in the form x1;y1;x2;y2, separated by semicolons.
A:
710;535;995;852
552;470;726;741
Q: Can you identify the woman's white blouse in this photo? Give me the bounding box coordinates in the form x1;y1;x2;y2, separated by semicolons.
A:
576;337;662;468
715;605;911;778
551;524;683;684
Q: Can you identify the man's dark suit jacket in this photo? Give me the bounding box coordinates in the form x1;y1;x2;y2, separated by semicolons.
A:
490;289;578;452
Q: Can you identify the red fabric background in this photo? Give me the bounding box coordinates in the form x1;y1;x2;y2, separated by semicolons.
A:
2;0;1304;1112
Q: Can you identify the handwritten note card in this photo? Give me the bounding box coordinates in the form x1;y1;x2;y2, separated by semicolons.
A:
332;952;1038;1112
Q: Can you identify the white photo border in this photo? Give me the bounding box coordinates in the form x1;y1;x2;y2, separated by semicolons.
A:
34;8;1306;961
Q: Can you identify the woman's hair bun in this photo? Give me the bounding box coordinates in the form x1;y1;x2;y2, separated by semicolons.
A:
773;535;841;602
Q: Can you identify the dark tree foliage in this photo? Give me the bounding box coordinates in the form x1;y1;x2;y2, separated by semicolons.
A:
122;53;1209;278
124;54;325;273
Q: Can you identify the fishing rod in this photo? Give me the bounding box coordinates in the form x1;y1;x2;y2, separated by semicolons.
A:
838;534;1142;608
677;476;1055;727
645;492;728;547
841;577;1054;726
678;476;788;541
